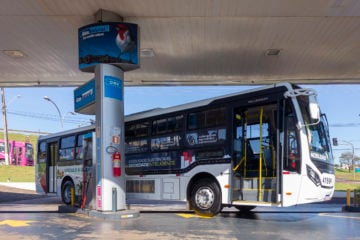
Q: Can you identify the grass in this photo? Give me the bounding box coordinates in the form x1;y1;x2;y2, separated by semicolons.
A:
0;165;35;182
335;168;360;180
0;132;38;182
335;168;360;191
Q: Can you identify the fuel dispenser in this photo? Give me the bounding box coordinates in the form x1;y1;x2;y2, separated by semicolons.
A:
81;132;96;209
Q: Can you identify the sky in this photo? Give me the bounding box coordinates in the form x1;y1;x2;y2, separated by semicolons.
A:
1;84;359;163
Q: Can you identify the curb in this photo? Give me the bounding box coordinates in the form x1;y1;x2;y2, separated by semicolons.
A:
342;206;360;212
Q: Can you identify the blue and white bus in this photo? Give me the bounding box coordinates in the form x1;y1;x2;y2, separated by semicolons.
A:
36;82;335;216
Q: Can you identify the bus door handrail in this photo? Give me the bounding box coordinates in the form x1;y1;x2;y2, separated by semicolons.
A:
233;156;245;172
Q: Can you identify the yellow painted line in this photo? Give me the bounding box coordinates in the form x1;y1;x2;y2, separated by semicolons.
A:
176;213;213;219
0;220;36;227
319;213;360;220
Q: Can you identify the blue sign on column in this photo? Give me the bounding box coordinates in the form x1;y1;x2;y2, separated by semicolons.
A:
74;79;96;115
104;75;123;101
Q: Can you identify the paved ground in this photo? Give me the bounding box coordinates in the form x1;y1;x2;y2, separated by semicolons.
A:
0;187;358;240
0;183;359;240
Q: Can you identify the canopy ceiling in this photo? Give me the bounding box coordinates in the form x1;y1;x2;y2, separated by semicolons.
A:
0;0;359;87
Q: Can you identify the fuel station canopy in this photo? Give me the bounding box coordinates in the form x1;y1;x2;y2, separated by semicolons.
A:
0;0;359;87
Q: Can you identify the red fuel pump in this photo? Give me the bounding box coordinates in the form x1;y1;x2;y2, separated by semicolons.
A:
112;152;121;177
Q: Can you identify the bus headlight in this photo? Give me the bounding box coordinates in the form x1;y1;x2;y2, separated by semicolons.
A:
306;165;321;186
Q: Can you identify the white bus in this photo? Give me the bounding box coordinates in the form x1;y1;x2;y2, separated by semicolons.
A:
36;82;335;216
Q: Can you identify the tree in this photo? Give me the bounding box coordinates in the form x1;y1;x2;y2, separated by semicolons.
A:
355;155;360;168
339;151;360;172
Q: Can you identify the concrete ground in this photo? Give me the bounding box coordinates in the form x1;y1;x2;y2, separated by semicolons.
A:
0;184;359;240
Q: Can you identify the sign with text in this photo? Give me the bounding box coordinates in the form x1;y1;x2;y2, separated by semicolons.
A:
74;79;96;115
104;75;123;101
78;22;139;72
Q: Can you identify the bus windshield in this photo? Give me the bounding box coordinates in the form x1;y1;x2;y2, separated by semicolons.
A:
298;96;334;173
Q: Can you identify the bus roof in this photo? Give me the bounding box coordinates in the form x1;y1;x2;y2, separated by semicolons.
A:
37;124;95;141
125;82;295;122
37;82;296;139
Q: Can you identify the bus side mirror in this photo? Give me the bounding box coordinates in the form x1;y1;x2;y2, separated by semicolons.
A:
332;138;338;146
309;95;320;121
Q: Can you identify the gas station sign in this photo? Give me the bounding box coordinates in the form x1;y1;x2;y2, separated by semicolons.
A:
74;79;96;115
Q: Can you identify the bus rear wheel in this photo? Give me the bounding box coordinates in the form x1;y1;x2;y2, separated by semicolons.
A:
61;180;74;205
190;178;222;217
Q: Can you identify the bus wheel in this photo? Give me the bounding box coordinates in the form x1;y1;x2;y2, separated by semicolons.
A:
61;180;74;205
190;178;222;217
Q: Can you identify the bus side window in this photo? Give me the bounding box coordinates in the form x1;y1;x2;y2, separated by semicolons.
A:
76;134;84;160
234;138;242;153
83;140;93;167
233;111;245;168
234;125;243;154
59;135;75;161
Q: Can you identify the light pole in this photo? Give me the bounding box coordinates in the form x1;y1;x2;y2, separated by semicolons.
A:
43;96;63;129
1;88;9;165
1;89;21;165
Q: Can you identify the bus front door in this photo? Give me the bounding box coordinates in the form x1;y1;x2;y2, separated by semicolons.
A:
232;105;278;205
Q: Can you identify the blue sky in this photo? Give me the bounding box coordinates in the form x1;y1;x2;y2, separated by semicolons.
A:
1;84;359;163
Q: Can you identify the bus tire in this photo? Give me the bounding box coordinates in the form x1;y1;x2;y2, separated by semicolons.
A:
190;178;222;217
61;180;74;205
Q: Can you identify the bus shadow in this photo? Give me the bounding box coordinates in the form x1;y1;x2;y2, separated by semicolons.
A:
0;185;61;205
0;191;43;204
219;210;319;222
220;211;259;220
0;190;60;213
